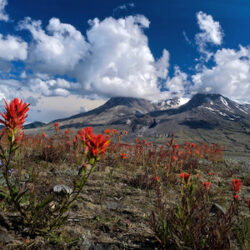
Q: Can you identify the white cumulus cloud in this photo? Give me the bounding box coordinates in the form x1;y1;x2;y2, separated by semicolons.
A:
0;79;23;104
195;11;223;60
154;49;170;79
20;15;170;100
165;66;189;97
75;15;160;99
0;34;27;61
0;0;8;21
192;45;250;102
18;17;89;75
28;77;78;97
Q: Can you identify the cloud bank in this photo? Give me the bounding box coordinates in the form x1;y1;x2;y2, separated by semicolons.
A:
19;15;170;100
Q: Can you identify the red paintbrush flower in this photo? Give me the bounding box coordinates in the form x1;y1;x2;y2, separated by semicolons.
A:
203;181;211;190
232;179;242;193
0;98;29;130
54;122;59;131
120;153;126;159
233;195;239;201
104;128;111;135
77;127;93;144
155;176;160;182
77;127;110;159
172;155;177;161
178;172;190;183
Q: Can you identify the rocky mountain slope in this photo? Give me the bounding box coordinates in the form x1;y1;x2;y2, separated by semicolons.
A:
25;94;250;156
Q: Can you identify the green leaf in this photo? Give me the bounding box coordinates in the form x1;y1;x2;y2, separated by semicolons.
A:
14;188;29;202
89;158;95;165
36;195;53;211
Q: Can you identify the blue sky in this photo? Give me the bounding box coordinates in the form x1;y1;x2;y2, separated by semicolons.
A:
0;0;250;122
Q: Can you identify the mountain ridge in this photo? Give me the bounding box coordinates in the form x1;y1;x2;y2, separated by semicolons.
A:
25;93;250;156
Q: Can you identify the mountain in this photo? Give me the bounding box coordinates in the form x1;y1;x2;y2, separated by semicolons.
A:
52;97;157;129
43;96;185;130
25;94;250;157
132;93;250;155
24;121;46;129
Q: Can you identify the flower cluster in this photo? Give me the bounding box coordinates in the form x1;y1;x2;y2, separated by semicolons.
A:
77;127;110;159
0;98;29;143
0;98;29;130
54;122;59;132
232;179;242;193
203;181;211;190
232;179;242;201
178;172;190;184
120;153;126;159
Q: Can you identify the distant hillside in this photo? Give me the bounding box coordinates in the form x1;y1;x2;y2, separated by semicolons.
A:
24;121;46;129
24;94;250;157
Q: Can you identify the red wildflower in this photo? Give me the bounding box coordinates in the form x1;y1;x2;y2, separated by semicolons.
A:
155;176;160;182
164;163;167;170
122;130;128;136
208;172;212;176
178;172;190;183
14;131;24;144
77;127;93;143
54;122;59;131
111;129;118;135
77;127;110;158
120;153;126;159
0;98;29;130
41;133;46;138
64;129;69;135
203;181;211;190
233;195;239;201
172;155;177;161
232;179;242;193
104;128;111;135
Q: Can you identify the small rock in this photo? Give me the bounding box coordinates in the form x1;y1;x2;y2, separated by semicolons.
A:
78;235;95;249
52;184;73;195
210;203;226;215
